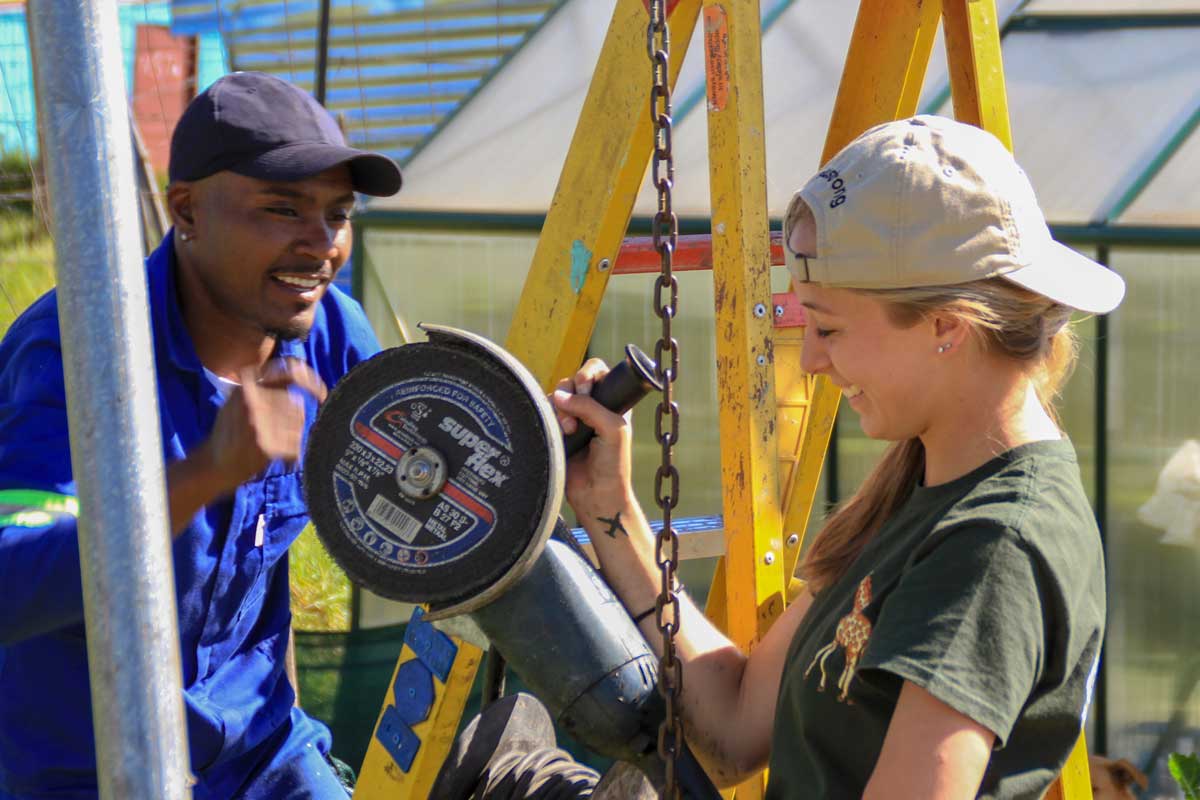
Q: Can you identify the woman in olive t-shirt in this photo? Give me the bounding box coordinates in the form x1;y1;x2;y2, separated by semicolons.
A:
554;116;1125;799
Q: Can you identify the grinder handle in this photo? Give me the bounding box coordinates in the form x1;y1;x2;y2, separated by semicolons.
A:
562;345;663;460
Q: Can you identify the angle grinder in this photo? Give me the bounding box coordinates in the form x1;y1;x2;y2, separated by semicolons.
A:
305;325;696;767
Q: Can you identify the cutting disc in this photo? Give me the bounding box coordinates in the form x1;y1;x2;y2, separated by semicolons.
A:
303;325;564;613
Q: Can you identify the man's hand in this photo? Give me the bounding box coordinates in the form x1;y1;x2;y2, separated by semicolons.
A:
204;359;327;493
167;359;326;536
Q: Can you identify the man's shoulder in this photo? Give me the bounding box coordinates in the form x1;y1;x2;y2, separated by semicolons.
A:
3;288;61;346
290;283;380;390
310;284;379;356
0;290;68;450
0;289;64;376
935;440;1100;567
319;282;371;329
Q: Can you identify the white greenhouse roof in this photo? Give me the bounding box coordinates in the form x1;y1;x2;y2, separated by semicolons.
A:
372;0;612;211
373;0;1200;230
929;27;1200;225
1122;120;1200;225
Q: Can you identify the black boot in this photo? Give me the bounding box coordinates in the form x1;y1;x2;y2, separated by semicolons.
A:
430;693;599;800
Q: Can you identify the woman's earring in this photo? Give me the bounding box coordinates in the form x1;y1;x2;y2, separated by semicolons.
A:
179;231;194;242
937;343;952;354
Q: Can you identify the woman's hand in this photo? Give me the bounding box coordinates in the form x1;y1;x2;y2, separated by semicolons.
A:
551;358;634;520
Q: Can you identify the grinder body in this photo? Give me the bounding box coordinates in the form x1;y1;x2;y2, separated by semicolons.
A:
470;538;660;763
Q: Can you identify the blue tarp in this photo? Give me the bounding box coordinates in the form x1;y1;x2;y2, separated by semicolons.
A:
0;2;228;159
167;0;557;164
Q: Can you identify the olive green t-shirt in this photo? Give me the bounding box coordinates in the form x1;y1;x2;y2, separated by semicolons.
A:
765;440;1103;800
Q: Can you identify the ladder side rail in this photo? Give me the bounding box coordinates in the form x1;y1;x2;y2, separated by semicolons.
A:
699;3;782;795
504;0;704;390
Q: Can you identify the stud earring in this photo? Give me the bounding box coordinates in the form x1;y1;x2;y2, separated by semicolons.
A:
937;343;952;353
178;231;194;242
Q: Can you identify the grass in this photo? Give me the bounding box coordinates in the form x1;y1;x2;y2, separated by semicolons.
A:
1;154;55;335
290;525;353;632
0;211;56;336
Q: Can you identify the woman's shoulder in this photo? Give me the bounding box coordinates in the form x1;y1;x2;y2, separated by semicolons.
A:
936;438;1100;567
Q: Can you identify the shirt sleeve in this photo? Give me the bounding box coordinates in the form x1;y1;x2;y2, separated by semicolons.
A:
0;325;87;644
857;523;1047;747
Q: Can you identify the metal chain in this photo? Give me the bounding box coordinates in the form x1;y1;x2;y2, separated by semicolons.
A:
647;1;682;797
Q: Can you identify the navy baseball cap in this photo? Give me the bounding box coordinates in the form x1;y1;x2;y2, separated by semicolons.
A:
169;71;402;196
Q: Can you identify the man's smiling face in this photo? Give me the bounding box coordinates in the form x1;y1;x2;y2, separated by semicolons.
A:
179;165;355;341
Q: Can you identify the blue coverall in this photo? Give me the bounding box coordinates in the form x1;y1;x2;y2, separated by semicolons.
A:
0;234;380;798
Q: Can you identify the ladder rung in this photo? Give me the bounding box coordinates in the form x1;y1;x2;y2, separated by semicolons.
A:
568;515;727;560
612;242;807;327
614;231;786;274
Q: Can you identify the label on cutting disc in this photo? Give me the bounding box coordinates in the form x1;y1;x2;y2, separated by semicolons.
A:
329;372;516;572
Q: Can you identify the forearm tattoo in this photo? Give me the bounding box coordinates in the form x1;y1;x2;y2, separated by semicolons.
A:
596;511;628;538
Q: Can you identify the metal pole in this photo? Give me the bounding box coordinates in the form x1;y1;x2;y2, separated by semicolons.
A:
1094;245;1111;756
27;1;191;798
315;0;332;105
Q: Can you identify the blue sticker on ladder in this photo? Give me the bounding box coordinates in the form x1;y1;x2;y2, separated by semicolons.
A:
374;606;462;772
376;705;422;772
569;239;592;294
393;659;436;724
404;607;458;682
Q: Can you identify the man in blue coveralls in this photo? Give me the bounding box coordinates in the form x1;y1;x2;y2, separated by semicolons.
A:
0;72;400;799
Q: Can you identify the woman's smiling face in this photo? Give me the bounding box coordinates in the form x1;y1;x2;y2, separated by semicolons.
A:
793;283;943;441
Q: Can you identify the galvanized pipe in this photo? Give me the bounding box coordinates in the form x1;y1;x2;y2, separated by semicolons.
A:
28;1;191;797
315;0;332;105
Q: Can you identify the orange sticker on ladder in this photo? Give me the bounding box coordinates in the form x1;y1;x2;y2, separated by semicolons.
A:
704;6;730;112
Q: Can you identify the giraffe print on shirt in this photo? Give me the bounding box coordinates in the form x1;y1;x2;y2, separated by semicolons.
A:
805;574;874;702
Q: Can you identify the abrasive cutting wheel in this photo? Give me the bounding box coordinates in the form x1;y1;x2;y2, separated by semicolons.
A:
303;324;565;618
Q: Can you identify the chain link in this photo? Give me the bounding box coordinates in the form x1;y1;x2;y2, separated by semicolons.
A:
647;1;682;797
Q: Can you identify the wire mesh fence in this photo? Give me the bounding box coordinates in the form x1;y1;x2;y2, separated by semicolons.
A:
0;1;201;335
0;4;47;333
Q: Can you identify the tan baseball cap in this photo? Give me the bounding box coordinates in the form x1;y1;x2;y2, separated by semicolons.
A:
783;115;1125;314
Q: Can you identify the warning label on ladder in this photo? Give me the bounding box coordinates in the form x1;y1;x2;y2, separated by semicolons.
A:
704;6;730;113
